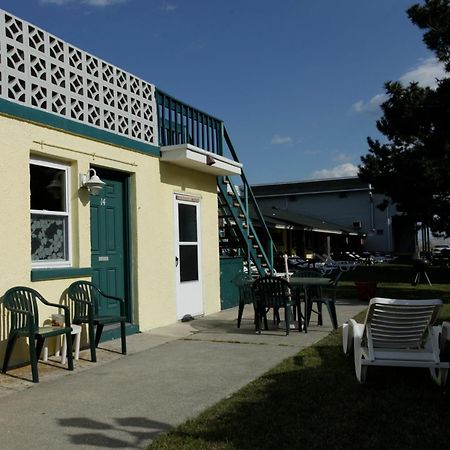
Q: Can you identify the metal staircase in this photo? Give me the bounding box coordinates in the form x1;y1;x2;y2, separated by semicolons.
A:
217;128;275;276
156;90;275;276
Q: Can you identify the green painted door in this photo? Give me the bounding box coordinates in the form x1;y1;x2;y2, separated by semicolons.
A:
220;257;244;310
90;168;128;318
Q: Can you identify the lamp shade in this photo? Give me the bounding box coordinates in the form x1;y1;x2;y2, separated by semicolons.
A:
80;168;106;196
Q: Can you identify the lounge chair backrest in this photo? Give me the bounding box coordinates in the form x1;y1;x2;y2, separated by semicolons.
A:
364;298;442;350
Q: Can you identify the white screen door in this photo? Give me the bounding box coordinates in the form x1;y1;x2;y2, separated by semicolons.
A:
174;195;203;319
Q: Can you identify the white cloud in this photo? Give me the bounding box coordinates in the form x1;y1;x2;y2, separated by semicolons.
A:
351;93;388;114
40;0;128;6
352;57;446;114
311;163;359;179
303;148;321;155
399;57;446;88
332;152;352;162
40;0;71;4
188;40;206;51
161;1;177;12
271;134;293;145
84;0;128;5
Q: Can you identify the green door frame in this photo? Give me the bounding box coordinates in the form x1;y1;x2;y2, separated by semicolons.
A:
91;167;136;333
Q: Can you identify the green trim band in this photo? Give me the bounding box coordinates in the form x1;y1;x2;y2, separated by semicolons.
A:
31;267;92;282
100;324;140;342
0;98;160;158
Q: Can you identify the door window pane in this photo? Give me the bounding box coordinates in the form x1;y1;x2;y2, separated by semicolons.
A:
180;245;199;282
178;204;197;242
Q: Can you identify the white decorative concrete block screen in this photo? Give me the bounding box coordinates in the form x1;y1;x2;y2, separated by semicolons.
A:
0;10;157;145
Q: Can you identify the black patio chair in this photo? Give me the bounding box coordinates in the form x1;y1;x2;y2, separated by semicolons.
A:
315;271;342;329
2;286;74;383
252;276;299;335
293;270;341;329
291;269;322;327
233;273;256;328
68;281;127;362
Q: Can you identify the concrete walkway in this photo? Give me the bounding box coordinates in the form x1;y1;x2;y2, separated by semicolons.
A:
0;299;367;449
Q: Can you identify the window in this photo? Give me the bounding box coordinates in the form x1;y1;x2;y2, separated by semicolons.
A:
30;159;71;267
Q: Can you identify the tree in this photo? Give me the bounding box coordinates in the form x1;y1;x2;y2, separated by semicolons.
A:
359;0;450;236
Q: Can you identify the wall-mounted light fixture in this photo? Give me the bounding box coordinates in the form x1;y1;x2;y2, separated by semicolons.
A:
79;168;106;196
206;155;216;166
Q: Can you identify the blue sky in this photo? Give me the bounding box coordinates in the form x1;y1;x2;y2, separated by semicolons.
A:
0;0;445;183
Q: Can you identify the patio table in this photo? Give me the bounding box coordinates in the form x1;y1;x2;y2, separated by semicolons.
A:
289;277;335;328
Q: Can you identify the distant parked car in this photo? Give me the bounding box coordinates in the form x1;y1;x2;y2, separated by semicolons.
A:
432;244;450;256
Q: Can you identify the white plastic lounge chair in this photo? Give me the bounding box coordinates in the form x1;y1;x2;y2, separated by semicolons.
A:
342;298;449;386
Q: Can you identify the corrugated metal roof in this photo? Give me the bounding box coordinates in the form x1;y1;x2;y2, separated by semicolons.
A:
251;176;369;197
254;205;363;235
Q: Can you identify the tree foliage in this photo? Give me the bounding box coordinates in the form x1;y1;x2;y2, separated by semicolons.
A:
359;0;450;235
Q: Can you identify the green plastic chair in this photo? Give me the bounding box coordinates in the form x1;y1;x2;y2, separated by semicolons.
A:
68;281;127;362
293;270;341;329
252;276;299;335
2;286;74;383
291;269;322;327
233;273;256;328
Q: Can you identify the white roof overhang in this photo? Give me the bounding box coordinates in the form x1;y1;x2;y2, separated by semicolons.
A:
160;144;242;176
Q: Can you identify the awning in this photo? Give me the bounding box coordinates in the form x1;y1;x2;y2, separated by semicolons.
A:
257;206;363;236
160;144;242;176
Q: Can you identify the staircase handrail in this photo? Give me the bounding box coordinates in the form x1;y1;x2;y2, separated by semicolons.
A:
223;127;276;267
220;178;272;272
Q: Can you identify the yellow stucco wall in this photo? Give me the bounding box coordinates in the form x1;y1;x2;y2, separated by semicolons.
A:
0;113;221;365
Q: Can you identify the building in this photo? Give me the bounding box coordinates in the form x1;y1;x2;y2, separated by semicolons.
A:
0;10;271;366
251;177;416;257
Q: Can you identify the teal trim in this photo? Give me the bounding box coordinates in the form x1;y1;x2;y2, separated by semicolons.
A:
100;323;139;342
0;98;160;158
31;267;92;282
125;176;134;322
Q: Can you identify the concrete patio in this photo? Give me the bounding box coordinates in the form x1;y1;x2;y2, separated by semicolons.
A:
0;299;367;449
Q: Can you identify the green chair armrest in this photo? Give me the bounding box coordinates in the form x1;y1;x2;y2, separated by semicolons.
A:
100;293;124;303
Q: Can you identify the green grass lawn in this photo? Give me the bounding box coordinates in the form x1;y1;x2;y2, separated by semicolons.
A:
147;281;450;450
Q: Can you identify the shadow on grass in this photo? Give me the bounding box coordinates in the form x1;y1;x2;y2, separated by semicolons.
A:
148;329;450;450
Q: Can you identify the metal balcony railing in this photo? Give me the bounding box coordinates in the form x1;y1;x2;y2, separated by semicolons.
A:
156;89;223;155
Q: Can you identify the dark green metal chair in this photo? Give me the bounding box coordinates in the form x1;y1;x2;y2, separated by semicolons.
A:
2;286;74;383
317;271;342;329
233;274;256;328
291;269;322;327
67;281;127;362
293;270;341;329
252;276;298;335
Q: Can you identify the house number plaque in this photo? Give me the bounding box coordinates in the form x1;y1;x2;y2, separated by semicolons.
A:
98;256;109;262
